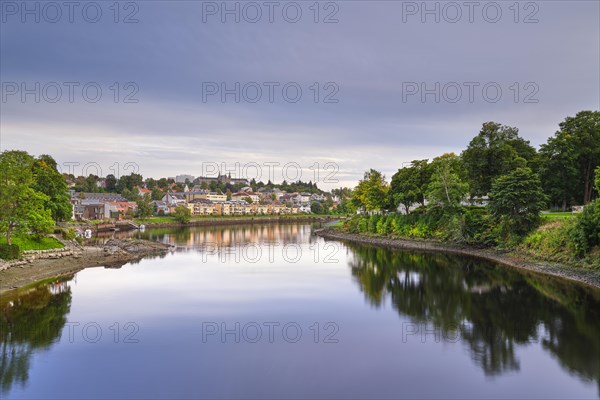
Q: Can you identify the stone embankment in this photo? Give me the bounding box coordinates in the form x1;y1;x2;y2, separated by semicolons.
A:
0;239;172;293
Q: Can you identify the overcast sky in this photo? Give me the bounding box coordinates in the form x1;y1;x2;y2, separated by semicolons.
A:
1;0;598;189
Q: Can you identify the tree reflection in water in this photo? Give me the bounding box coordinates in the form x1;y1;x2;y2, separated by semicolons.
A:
346;242;600;389
0;280;72;394
1;234;598;396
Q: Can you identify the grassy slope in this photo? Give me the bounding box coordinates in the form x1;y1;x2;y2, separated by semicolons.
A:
519;218;599;270
0;235;64;251
541;212;577;221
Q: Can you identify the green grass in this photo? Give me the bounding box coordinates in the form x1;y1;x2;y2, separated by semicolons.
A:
134;216;174;224
520;217;600;270
541;211;577;221
69;219;112;225
0;235;64;251
327;220;344;228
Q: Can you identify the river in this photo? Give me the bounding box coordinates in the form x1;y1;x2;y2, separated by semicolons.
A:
1;223;599;399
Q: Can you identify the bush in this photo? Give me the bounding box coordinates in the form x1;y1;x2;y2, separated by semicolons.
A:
463;208;495;246
376;216;388;235
172;205;192;224
63;228;76;241
368;215;380;233
0;244;22;260
390;216;403;235
383;216;393;235
343;217;359;232
522;220;575;260
357;217;368;233
571;200;600;255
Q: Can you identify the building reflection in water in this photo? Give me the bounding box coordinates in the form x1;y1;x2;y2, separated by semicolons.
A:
137;223;318;250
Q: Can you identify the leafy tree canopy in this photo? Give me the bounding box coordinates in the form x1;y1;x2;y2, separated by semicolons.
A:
352;169;389;212
489;167;548;239
462;122;536;197
136;194;154;220
542;111;600;205
389;159;431;213
426;153;469;213
173;205;191;224
0;151;55;245
32;155;72;221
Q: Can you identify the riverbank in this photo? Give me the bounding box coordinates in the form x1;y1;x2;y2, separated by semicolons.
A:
0;239;172;294
0;218;335;293
315;228;600;289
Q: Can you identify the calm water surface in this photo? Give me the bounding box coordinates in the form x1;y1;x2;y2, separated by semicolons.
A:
1;223;599;399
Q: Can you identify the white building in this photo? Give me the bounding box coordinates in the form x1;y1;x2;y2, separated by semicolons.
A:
175;174;195;183
299;204;312;213
162;192;187;206
232;192;260;203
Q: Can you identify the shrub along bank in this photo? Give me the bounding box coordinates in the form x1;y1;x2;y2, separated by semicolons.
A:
341;201;600;270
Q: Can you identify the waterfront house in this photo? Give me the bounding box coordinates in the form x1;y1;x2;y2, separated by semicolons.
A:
138;187;152;197
298;204;312;213
205;192;227;202
310;193;326;202
162;192;188;206
232;192;260;203
190;198;216;216
152;201;170;215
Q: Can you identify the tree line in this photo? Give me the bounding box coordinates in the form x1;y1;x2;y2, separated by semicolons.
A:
348;111;600;251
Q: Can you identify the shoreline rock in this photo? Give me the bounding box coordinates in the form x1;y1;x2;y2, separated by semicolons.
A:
0;239;171;294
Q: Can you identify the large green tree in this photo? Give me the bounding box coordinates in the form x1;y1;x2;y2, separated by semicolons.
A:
105;174;118;192
151;188;164;201
489;167;548;239
73;174;101;192
461;122;537;198
32;155;72;221
172;205;191;224
351;169;389;213
310;201;323;214
0;151;54;245
540;111;600;205
389;160;431;213
426;153;469;212
117;173;144;193
136;194;154;220
539;132;579;210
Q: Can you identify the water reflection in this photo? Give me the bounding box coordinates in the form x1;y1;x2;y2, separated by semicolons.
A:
0;280;72;394
1;224;599;398
346;242;600;389
136;223;317;248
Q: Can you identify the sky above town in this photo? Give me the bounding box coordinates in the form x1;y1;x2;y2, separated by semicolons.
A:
1;1;599;189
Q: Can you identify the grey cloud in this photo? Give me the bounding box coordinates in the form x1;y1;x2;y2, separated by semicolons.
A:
1;1;598;188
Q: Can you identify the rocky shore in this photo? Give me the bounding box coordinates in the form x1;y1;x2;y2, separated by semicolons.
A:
0;239;173;293
315;228;600;289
